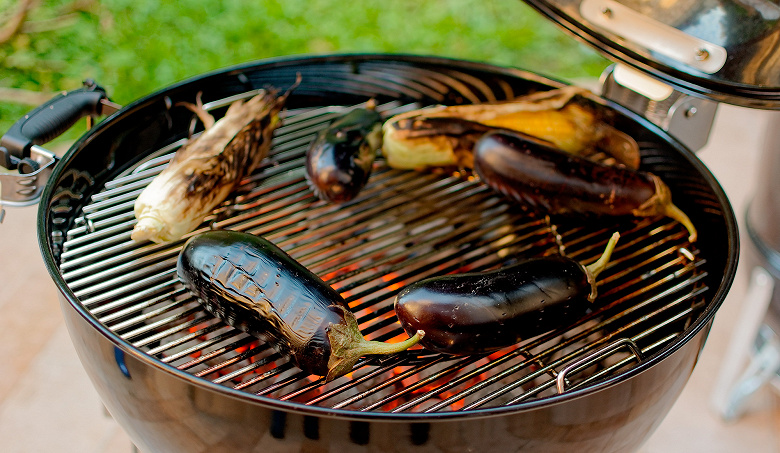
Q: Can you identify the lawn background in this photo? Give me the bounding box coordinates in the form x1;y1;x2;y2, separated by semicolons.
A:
1;0;608;143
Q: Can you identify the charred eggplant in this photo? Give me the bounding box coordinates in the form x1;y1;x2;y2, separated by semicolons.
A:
177;230;422;381
305;101;383;203
394;233;619;355
474;130;697;242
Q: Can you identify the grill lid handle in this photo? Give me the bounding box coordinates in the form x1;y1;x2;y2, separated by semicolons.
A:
521;0;780;108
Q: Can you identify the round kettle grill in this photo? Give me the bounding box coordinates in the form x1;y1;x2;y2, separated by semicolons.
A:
6;0;780;450
5;54;735;453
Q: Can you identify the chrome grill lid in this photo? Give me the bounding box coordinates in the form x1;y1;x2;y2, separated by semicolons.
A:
523;0;780;108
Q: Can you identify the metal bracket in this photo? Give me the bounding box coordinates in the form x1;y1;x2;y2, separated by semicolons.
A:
601;64;718;152
0;145;58;213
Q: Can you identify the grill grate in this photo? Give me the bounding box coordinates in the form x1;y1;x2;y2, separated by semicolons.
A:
57;70;707;413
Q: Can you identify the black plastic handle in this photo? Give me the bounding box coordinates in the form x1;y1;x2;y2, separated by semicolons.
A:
0;81;110;166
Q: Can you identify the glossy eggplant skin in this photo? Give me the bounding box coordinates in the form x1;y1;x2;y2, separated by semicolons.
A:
474;130;655;216
474;131;698;241
178;230;422;380
305;106;383;203
177;230;349;376
395;255;590;355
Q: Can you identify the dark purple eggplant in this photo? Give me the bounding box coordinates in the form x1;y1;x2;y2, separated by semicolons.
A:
305;102;383;203
177;230;422;381
473;130;697;242
394;233;619;355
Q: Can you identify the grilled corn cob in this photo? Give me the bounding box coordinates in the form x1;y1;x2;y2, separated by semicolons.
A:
131;88;288;243
382;86;639;170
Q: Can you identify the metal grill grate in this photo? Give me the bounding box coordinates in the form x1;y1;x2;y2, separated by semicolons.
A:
56;71;707;413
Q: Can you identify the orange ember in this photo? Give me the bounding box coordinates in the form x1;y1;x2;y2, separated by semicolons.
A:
380;272;405;292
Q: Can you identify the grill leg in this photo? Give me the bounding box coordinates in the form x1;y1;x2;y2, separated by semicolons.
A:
711;267;780;420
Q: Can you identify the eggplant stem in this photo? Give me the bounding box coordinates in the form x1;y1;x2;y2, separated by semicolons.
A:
664;202;698;243
638;174;697;243
583;232;620;302
586;232;620;280
355;330;424;356
326;307;423;381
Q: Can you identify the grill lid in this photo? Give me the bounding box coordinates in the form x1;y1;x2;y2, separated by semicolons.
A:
523;0;780;108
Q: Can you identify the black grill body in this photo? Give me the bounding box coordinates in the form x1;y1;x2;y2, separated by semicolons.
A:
38;54;737;453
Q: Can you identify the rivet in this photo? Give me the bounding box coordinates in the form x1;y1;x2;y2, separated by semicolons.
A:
685;106;698;118
601;7;613;17
695;48;710;61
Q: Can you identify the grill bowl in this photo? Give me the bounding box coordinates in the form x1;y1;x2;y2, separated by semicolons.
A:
37;54;737;452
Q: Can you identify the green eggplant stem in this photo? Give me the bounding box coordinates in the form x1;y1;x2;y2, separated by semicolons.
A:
326;306;424;381
664;202;698;243
643;174;697;243
354;330;425;355
584;232;620;302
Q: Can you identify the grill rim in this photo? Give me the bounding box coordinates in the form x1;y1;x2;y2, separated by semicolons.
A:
36;52;739;421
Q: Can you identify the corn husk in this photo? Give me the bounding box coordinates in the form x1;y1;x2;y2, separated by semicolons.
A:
131;89;287;243
382;86;639;170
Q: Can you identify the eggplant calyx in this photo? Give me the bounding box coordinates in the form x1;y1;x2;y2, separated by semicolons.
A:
364;122;384;154
326;306;424;381
633;174;697;242
584;232;620;302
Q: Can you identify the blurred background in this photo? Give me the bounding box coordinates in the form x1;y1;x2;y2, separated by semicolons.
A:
3;1;780;452
0;0;608;138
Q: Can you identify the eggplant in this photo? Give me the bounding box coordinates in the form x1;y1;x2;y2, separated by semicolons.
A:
394;233;619;355
305;102;383;203
473;130;697;242
177;230;422;381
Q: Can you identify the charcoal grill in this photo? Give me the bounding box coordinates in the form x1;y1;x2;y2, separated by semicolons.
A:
0;53;735;452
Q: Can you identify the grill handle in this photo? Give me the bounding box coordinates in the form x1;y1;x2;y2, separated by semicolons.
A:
0;80;121;218
556;338;645;394
0;80;119;171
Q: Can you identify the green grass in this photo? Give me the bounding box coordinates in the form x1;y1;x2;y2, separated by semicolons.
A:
1;0;608;142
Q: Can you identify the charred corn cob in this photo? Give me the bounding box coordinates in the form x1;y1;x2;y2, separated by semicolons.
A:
131;88;288;243
382;86;639;170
